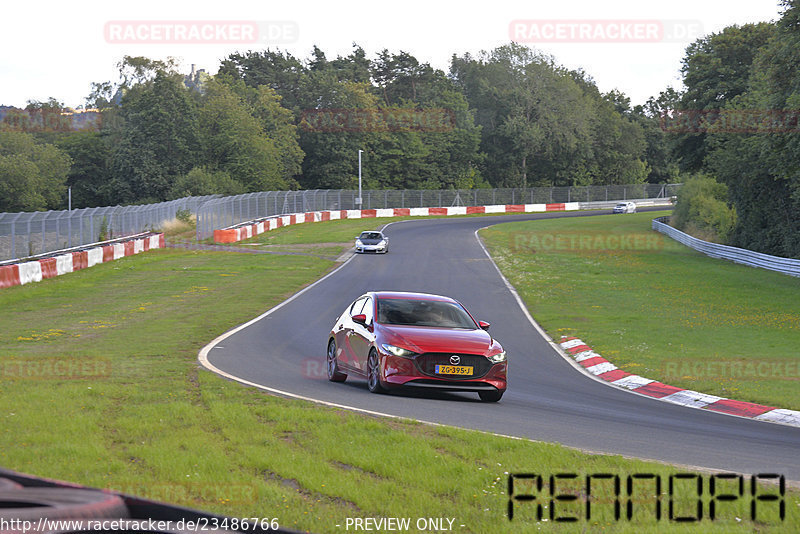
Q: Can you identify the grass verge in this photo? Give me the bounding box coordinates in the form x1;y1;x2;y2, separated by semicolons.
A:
480;210;800;411
0;215;795;533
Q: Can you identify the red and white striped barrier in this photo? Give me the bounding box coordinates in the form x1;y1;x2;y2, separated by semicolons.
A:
559;337;800;428
0;233;165;290
213;203;580;244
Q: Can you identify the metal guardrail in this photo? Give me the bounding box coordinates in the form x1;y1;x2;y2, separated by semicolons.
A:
580;198;674;210
652;216;800;277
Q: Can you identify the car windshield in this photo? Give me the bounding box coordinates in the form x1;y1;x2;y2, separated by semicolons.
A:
616;203;626;207
377;298;478;329
359;232;382;240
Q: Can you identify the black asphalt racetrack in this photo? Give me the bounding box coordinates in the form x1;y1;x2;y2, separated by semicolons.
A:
203;208;800;481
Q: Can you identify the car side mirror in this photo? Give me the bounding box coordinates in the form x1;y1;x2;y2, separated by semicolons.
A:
352;313;368;325
479;320;490;331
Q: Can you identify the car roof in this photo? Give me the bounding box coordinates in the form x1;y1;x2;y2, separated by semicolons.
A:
370;291;456;302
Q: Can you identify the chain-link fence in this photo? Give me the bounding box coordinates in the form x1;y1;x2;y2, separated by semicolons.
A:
0;184;679;259
195;184;680;240
0;196;218;261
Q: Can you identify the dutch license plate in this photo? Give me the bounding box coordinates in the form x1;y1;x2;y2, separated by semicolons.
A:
435;365;473;376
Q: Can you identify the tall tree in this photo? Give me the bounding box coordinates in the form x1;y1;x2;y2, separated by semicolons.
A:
675;22;775;171
451;44;645;188
110;71;200;202
704;1;800;257
56;132;112;208
197;78;288;192
0;131;70;211
218;50;305;112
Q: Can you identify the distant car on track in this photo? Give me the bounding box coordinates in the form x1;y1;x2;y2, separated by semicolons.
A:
613;201;637;214
354;231;389;253
326;291;507;402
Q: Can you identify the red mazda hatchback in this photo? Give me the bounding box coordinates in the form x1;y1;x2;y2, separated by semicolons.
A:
326;291;507;402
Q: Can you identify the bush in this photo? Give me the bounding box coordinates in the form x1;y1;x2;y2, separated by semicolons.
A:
671;174;736;243
175;208;193;224
98;216;110;242
168;166;244;199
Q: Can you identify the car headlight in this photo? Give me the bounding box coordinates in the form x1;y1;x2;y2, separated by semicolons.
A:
355;240;363;246
381;343;416;358
378;240;386;247
488;351;506;363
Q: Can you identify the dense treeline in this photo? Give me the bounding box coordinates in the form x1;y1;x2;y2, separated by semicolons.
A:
0;43;662;212
1;3;798;259
655;0;800;257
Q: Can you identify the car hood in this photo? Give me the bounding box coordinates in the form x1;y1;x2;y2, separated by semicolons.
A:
357;238;384;244
379;324;494;355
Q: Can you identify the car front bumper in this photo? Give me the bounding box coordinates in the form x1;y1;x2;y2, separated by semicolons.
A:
355;244;387;253
379;352;507;392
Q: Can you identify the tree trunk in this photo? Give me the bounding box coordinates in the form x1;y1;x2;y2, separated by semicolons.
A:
521;154;527;189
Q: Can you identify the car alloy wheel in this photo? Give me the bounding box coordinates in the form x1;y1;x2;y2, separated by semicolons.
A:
367;349;385;393
327;340;347;382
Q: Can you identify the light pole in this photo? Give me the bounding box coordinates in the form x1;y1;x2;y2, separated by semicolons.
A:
356;149;363;209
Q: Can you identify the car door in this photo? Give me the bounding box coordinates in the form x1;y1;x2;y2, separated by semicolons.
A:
339;297;368;371
349;296;375;371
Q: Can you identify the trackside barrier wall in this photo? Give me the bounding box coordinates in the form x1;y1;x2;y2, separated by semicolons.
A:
197;185;681;240
0;233;165;290
1;186;678;257
0;195;217;261
212;198;675;244
213;202;585;243
652;216;800;278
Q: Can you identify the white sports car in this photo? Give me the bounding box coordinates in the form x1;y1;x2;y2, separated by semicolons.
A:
354;231;389;254
613;201;637;214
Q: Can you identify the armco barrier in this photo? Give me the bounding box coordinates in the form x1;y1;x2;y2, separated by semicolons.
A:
652;217;800;278
0;233;165;290
214;203;582;244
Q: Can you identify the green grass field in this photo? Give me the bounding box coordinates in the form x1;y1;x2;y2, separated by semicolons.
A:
480;210;800;411
0;213;797;533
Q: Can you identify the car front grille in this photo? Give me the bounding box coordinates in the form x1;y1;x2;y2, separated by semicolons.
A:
414;353;493;378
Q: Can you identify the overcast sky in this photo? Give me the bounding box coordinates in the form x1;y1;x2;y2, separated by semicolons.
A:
0;0;784;110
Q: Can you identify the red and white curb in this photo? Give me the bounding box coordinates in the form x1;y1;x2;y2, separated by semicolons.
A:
559;337;800;428
213;202;580;243
0;233;165;290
